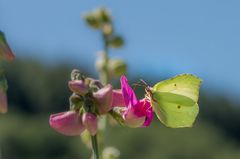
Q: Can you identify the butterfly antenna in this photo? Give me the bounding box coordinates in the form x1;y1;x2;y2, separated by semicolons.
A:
132;81;145;90
140;79;148;87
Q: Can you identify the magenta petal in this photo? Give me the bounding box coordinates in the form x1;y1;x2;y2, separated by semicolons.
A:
49;111;85;136
120;75;138;107
118;76;153;127
138;99;153;127
125;99;153;127
142;108;153;127
123;107;145;128
111;89;125;107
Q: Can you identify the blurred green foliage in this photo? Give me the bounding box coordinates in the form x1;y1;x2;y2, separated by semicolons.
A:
0;59;240;159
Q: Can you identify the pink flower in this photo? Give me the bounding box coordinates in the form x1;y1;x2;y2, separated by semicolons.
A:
68;80;88;95
82;112;98;135
112;75;153;128
93;84;113;114
49;111;85;136
111;89;125;107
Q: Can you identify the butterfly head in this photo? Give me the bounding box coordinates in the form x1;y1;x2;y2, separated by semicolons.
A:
132;79;154;102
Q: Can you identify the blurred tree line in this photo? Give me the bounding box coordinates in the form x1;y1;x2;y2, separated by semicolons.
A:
0;59;240;159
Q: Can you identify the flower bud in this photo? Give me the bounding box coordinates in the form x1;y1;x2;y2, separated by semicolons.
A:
110;107;125;125
93;84;113;114
86;78;103;89
102;147;120;159
69;94;84;110
108;36;124;48
49;111;85;136
83;7;111;30
96;7;112;23
82;112;98;136
0;31;15;61
102;23;113;36
68;80;88;95
71;69;84;80
81;131;92;149
95;51;107;71
108;59;127;77
83;14;101;29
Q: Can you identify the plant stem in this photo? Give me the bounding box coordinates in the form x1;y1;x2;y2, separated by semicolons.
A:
91;135;100;159
100;33;110;85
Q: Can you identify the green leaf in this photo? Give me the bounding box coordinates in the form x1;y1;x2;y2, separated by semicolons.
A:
151;74;202;128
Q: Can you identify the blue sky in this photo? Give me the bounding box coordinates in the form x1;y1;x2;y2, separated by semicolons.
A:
0;0;240;101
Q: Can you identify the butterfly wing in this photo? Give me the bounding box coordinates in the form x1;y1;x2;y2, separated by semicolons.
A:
151;74;202;128
152;92;199;128
153;74;201;102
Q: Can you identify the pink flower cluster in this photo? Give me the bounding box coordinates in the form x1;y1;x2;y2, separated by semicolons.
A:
49;75;153;136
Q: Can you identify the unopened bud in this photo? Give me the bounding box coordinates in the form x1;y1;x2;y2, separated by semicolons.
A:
109;59;127;77
84;14;101;29
71;69;84;80
68;80;88;95
94;7;112;24
69;94;84;110
95;51;107;71
110;107;125;125
102;23;113;36
87;78;103;90
83;7;111;30
82;112;98;136
93;84;113;114
81;131;92;149
109;36;124;48
102;147;120;159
